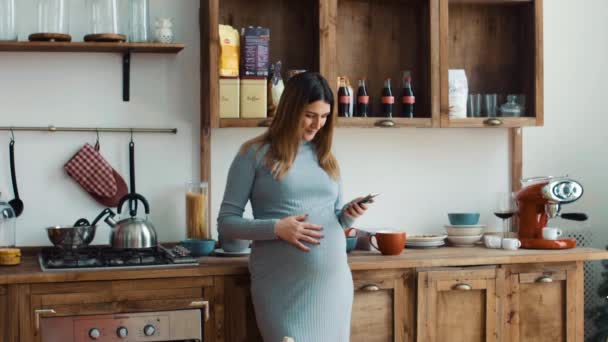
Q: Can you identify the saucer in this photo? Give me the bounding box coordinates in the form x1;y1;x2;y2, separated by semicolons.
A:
214;248;251;257
444;224;487;229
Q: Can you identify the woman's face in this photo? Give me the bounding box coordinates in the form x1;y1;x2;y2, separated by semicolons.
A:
299;100;331;141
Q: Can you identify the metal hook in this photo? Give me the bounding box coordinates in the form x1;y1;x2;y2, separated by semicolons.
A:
96;129;100;144
9;128;14;142
130;129;134;143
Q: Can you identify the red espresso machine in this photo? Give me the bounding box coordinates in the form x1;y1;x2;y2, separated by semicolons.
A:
515;176;588;249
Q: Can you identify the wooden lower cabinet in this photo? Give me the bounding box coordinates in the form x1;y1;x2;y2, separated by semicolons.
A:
503;262;583;342
219;275;264;342
351;269;415;342
416;266;500;342
0;285;8;342
19;277;215;342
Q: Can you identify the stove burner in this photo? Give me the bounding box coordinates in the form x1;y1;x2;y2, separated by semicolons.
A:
39;245;198;272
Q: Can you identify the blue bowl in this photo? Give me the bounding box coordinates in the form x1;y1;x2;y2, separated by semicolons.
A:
346;236;357;253
180;239;216;256
448;213;480;226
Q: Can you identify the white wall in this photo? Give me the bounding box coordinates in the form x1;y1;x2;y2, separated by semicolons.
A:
1;0;606;255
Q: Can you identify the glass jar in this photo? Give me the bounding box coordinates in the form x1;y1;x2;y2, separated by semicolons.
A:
499;95;523;117
129;0;149;42
36;0;70;35
0;0;17;41
185;182;210;240
0;194;16;247
87;0;120;34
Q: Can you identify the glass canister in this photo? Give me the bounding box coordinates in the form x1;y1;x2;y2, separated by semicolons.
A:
0;0;17;41
185;182;210;239
37;0;70;35
128;0;149;42
0;194;16;248
87;0;120;35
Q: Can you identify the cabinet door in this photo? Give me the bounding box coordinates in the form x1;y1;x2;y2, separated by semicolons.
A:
220;275;263;342
0;286;7;342
22;277;214;342
417;267;499;342
504;262;582;342
351;269;414;342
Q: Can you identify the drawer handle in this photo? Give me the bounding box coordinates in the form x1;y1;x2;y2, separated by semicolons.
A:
189;300;210;322
453;283;472;291
374;119;395;128
34;309;56;333
361;284;380;292
483;118;503;126
536;276;554;283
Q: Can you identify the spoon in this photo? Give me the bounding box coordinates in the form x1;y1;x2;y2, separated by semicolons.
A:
8;140;23;217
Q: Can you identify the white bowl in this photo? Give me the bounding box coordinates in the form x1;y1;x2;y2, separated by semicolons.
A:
447;234;483;246
446;227;485;236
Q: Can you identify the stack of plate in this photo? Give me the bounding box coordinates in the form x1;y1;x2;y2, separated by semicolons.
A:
406;234;447;249
445;224;486;247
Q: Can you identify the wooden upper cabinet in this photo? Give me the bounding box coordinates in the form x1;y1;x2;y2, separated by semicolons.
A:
439;0;543;128
503;262;583;342
417;267;500;342
351;269;415;342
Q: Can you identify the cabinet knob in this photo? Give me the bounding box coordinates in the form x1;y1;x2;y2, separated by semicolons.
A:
360;284;380;292
374;119;395;127
483;118;503;126
453;283;472;291
536;275;553;283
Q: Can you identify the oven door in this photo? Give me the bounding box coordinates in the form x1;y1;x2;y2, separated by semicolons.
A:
39;308;204;342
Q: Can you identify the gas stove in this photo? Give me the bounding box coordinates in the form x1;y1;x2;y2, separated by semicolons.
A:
39;245;198;272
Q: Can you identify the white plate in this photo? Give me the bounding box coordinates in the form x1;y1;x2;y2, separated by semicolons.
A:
407;240;446;246
447;234;483;246
214;248;251;257
444;224;487;229
407;234;447;243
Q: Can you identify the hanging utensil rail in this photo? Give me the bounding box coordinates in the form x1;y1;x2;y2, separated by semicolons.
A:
0;126;177;134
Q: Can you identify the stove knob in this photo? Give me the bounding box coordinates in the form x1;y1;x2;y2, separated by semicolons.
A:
88;328;101;340
116;326;128;338
144;324;156;336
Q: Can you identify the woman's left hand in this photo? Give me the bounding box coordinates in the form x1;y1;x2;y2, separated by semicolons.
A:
343;197;371;219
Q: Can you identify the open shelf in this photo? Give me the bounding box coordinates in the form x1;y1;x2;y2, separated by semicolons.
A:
440;0;542;127
0;41;185;53
220;117;433;128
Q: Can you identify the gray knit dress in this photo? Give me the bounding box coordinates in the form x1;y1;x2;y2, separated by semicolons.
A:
218;141;354;342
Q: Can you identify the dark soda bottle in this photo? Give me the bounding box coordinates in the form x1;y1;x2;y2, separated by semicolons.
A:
381;78;394;117
401;71;415;118
356;79;369;117
337;77;351;117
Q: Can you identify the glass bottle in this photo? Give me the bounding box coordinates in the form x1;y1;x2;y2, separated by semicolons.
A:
337;77;351;117
0;0;17;41
36;0;70;35
129;0;149;42
499;95;523;117
401;71;415;118
0;193;16;247
356;79;369;117
185;182;210;240
381;78;394;118
87;0;120;35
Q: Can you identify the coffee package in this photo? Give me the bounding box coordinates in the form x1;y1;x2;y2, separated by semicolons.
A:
241;26;270;77
219;25;239;77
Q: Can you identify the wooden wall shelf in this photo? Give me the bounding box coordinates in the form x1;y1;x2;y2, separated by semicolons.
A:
0;41;184;53
0;41;185;101
219;117;433;128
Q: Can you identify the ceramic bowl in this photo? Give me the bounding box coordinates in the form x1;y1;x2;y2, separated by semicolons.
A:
447;234;482;246
445;226;485;236
448;213;480;226
180;238;216;256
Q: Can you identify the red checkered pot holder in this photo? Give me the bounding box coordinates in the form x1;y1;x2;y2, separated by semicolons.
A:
64;143;118;198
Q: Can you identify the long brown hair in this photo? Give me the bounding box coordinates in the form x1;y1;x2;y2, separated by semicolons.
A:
241;72;340;180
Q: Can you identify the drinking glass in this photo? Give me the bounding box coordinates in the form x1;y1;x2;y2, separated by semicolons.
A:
129;0;149;42
467;94;481;117
483;94;498;117
0;0;17;41
185;182;210;240
494;192;518;237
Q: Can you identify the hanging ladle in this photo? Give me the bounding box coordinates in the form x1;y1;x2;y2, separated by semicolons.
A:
8;131;23;217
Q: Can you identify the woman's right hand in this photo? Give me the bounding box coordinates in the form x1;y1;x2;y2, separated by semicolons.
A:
274;214;324;252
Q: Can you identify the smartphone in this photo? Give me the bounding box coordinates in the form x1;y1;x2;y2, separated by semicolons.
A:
357;193;380;204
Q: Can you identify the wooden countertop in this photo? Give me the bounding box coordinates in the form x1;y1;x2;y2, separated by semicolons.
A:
1;247;607;285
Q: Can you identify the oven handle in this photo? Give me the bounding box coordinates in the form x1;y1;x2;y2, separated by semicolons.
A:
34;309;57;333
189;300;210;322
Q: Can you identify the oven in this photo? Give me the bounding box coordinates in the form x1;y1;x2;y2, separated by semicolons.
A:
39;306;207;342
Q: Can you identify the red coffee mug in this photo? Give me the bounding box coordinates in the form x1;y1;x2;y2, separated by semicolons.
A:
369;231;406;255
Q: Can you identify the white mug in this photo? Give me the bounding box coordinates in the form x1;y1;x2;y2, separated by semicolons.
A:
484;235;502;249
542;227;563;240
502;238;521;250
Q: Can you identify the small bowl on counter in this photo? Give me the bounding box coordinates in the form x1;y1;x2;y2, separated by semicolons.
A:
180;239;216;257
448;213;480;226
445;226;486;236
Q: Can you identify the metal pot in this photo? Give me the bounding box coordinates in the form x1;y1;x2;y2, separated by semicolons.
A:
45;220;96;249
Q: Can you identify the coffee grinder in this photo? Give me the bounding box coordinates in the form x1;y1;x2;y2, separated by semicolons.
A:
515;176;588;249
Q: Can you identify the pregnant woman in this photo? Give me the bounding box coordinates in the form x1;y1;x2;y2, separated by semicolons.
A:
218;72;370;341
